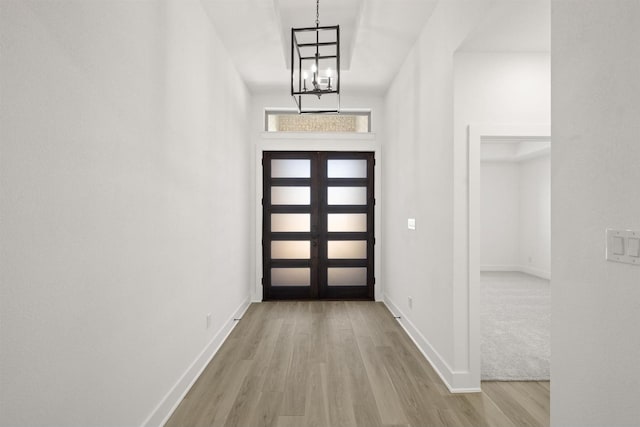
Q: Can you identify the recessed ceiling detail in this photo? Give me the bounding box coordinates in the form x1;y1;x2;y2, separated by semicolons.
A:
201;0;439;92
201;0;548;93
277;0;361;70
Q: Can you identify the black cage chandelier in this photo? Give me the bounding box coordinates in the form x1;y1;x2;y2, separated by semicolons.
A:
291;0;340;114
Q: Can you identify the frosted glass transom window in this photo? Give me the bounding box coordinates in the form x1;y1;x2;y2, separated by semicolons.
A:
266;112;370;132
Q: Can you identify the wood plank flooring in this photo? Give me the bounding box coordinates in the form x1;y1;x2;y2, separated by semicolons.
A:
165;301;549;427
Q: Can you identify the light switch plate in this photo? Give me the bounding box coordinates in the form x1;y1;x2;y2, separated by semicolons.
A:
408;218;416;230
606;229;640;265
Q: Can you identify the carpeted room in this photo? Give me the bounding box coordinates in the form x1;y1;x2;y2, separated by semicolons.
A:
480;143;551;381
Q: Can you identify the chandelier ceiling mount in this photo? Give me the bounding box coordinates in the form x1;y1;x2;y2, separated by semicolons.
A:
291;0;340;114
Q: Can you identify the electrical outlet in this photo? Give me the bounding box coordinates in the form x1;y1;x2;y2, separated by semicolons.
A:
408;296;413;309
206;313;212;329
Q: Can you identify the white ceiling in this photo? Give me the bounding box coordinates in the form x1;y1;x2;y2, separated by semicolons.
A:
201;0;550;94
458;0;550;52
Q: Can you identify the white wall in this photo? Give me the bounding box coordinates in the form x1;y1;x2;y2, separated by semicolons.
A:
383;1;491;390
453;52;551;127
454;52;550;286
480;154;550;278
454;51;551;276
520;154;550;277
0;1;251;426
480;162;520;268
552;1;640;425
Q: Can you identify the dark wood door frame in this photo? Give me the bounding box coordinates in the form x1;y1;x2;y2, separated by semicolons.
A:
262;151;375;301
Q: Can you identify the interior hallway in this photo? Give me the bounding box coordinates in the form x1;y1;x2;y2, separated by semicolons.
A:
2;1;639;425
166;302;549;427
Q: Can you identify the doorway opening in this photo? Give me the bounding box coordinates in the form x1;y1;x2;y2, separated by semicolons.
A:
262;151;375;300
468;124;551;386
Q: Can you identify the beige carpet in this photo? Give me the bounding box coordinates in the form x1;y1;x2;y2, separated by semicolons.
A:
481;271;550;381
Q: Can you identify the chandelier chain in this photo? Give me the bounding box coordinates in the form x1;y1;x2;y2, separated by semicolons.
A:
316;0;320;27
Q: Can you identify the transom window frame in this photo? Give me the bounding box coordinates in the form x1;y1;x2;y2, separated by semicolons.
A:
264;108;372;133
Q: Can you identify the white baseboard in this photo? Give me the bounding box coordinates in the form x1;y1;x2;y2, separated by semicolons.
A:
382;296;480;394
141;297;251;427
481;264;550;280
480;264;520;272
520;265;551;280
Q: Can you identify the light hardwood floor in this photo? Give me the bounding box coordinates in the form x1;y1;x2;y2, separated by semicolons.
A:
166;301;549;427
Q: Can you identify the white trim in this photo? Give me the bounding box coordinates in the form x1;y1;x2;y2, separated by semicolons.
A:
514;145;550;162
520;265;551;280
260;132;376;141
141;298;252;427
383;296;481;393
481;145;550;163
480;264;522;272
480;265;551;280
254;133;383;302
468;123;551;391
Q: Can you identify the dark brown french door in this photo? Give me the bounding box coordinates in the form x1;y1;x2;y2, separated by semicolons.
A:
262;151;375;300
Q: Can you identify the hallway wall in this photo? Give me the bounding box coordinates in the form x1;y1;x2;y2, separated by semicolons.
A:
384;4;551;390
551;0;640;425
0;1;251;425
382;1;490;390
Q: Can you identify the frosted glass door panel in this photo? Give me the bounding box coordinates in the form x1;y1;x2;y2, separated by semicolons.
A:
327;214;367;232
271;241;310;259
271;214;310;232
271;187;310;205
328;268;367;286
271;268;310;286
271;159;310;178
327;187;367;205
327;159;367;178
327;241;367;259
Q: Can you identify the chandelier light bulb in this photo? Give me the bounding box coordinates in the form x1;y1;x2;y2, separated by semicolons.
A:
326;67;332;77
311;63;317;73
